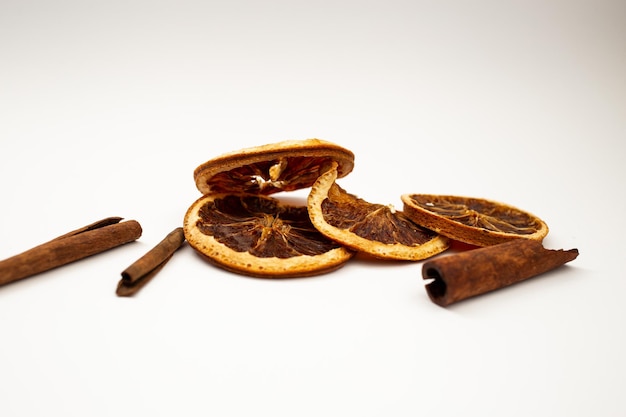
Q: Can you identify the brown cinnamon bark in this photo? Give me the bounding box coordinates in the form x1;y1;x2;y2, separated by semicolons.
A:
0;217;142;287
422;239;579;306
116;227;185;297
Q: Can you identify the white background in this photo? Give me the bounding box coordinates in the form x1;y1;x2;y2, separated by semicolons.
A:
1;1;624;416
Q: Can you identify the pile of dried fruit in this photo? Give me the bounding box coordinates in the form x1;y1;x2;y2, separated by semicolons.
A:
0;138;574;304
182;139;550;278
0;138;575;304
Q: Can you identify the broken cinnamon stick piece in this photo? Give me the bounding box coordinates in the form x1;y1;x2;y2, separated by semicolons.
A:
0;217;142;287
116;227;185;297
421;239;579;307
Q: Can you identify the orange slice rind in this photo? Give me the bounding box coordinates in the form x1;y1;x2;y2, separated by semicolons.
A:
308;163;450;260
184;193;355;278
401;193;549;247
193;139;355;196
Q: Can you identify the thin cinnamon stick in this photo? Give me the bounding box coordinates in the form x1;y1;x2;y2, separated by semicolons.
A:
0;217;142;287
421;239;579;307
116;227;185;297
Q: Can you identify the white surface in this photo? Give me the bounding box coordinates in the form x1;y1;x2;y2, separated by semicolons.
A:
1;1;625;416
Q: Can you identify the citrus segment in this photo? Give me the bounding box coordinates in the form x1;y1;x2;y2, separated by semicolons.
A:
401;194;549;247
194;139;355;196
308;163;450;260
184;193;354;277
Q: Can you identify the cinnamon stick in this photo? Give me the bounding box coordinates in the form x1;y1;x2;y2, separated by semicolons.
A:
0;217;142;287
116;227;185;297
421;239;579;307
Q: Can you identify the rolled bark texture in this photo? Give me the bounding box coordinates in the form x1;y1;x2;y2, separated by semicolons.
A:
0;218;142;287
422;239;579;307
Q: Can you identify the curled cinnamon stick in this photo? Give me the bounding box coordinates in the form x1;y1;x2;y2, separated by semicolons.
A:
422;239;579;307
116;227;185;297
0;217;142;287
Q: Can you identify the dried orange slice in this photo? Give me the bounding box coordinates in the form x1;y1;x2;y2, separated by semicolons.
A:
401;194;549;247
183;193;355;277
307;163;450;260
193;139;355;196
